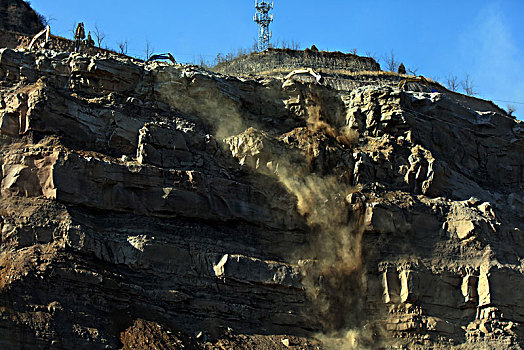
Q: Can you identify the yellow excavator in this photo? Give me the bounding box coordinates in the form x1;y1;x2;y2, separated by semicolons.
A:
398;76;432;91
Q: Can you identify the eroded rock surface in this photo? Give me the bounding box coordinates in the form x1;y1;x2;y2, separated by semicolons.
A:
0;44;523;350
0;0;44;35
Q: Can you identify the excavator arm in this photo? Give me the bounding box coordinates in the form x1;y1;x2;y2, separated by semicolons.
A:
398;76;431;90
146;53;177;64
284;68;323;84
28;25;50;51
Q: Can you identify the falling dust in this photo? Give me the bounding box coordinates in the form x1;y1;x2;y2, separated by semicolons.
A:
273;153;380;350
156;73;384;348
223;87;384;349
295;85;385;350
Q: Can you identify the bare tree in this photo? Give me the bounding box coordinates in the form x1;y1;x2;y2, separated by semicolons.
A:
199;55;208;68
237;47;249;58
70;21;78;37
349;48;358;55
35;11;53;27
145;40;153;60
446;75;459;92
93;24;106;48
382;50;400;72
365;51;379;63
252;38;259;52
214;53;224;65
407;66;418;76
117;40;128;55
225;52;235;62
461;74;476;96
274;39;301;50
507;104;516;117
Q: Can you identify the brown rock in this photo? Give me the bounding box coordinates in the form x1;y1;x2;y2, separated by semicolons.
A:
0;29;522;350
0;0;44;35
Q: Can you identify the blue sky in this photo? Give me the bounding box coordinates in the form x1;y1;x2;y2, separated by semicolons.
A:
29;0;524;119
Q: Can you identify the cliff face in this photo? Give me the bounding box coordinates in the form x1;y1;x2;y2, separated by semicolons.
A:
0;43;523;350
212;48;448;93
0;0;43;35
213;48;380;76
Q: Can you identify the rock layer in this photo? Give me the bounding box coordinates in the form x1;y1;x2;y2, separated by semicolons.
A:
0;44;523;349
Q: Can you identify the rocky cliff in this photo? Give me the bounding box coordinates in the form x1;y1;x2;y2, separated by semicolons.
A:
0;9;523;350
0;0;43;35
213;48;380;76
213;48;385;92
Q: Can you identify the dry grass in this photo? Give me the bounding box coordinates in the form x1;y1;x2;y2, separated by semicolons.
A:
245;67;419;79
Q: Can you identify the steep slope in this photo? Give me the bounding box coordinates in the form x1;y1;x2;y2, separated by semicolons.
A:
0;45;523;350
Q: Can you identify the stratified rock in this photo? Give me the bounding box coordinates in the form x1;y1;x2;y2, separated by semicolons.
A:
0;35;522;350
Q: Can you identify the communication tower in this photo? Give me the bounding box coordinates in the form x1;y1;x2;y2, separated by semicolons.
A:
254;1;273;52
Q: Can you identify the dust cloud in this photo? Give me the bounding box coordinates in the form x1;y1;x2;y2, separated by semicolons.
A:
158;72;381;348
274;163;379;350
223;93;379;348
277;87;377;348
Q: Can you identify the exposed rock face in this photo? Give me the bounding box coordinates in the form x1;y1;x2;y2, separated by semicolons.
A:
0;43;523;350
211;48;452;94
0;0;44;35
213;48;381;77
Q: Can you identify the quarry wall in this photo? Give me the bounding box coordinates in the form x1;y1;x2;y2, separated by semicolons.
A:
212;48;381;76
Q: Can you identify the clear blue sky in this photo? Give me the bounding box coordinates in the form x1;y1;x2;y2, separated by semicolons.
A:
29;0;524;119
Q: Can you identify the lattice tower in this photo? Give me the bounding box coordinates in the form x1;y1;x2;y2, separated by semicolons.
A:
253;1;273;52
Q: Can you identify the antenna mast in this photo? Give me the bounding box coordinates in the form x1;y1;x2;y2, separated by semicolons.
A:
254;1;273;52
